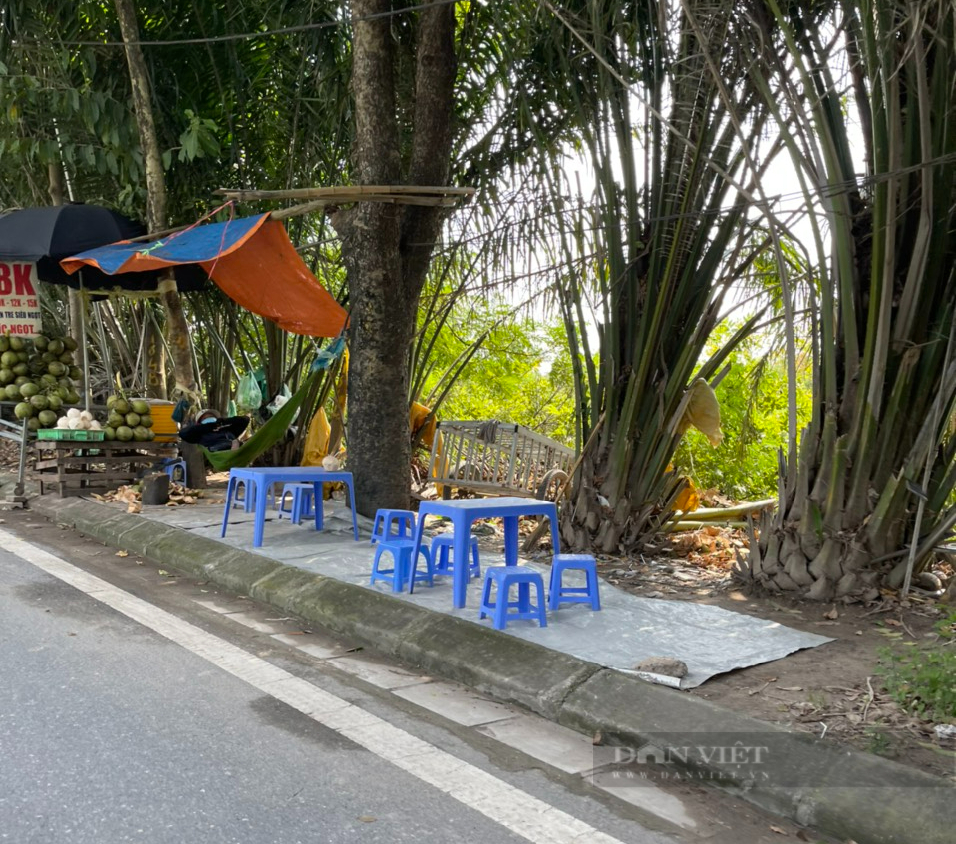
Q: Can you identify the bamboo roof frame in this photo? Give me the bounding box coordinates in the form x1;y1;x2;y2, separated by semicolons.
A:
122;185;475;245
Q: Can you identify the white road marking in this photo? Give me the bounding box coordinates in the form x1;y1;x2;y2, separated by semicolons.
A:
4;529;625;844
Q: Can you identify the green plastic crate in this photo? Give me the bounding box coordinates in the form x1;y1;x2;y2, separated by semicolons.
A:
36;428;106;441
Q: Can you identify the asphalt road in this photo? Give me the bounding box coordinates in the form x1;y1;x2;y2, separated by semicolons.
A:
0;512;682;844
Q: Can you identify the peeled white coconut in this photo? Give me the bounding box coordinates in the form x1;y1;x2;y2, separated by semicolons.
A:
66;408;81;420
57;416;70;429
68;418;82;430
79;410;93;423
89;420;102;430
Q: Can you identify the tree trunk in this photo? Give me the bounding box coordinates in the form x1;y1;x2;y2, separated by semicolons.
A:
113;0;199;404
143;306;167;399
48;161;87;353
338;0;457;516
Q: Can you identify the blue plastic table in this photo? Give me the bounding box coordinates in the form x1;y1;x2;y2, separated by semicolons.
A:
409;497;560;608
220;467;359;547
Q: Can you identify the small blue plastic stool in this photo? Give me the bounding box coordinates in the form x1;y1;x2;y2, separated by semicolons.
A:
370;538;433;592
161;458;187;486
431;533;481;580
371;509;416;544
277;482;315;524
231;481;275;511
548;554;601;611
479;566;547;630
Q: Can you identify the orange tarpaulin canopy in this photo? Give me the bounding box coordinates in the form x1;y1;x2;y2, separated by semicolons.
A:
61;214;347;337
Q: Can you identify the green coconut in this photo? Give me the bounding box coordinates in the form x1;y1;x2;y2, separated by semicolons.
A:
139;414;153;428
47;361;66;377
0;368;13;384
68;366;82;380
19;382;39;398
29;394;49;410
115;425;134;442
131;399;149;416
113;398;130;415
32;335;49;350
9;336;25;351
0;350;17;367
63;337;78;352
107;410;125;428
12;362;27;376
132;425;149;442
125;412;141;428
0;336;9;352
46;394;63;411
37;409;57;427
4;383;20;400
103;426;116;441
46;339;64;356
13;401;33;419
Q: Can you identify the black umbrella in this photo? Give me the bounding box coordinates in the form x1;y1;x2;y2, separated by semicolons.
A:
0;204;205;292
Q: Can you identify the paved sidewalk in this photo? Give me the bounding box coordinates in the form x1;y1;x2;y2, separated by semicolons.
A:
15;484;956;844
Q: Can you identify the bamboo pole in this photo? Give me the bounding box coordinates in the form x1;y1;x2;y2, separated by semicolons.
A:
214;185;476;201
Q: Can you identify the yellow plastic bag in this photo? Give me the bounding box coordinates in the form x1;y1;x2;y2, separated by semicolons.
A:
301;407;331;467
410;402;438;450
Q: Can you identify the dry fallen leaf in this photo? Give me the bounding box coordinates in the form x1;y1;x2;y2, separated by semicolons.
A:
357;816;376;823
824;607;839;620
769;825;788;835
115;550;129;557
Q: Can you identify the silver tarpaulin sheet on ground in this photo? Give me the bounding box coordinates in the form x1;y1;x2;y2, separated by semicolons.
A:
139;500;833;689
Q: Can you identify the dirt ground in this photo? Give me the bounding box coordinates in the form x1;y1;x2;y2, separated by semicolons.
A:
581;525;956;782
4;436;953;782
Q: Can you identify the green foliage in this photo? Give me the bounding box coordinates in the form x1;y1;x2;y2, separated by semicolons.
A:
878;612;956;722
418;299;575;446
673;324;811;500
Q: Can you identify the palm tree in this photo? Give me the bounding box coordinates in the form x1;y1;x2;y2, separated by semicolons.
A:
740;0;956;599
520;1;774;551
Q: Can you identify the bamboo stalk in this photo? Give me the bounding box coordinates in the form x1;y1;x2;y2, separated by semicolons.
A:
663;520;748;532
215;185;476;200
673;499;776;521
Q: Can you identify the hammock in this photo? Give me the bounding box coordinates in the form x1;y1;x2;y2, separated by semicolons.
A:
203;335;347;471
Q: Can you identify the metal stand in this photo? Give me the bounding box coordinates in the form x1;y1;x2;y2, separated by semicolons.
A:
0;416;30;507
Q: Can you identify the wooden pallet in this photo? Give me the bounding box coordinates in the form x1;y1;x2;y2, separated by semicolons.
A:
34;439;179;497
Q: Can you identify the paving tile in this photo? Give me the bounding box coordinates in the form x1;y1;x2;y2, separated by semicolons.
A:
270;633;352;659
583;768;698;831
328;655;431;690
392;680;518;726
220;610;289;634
191;597;243;613
475;714;598;774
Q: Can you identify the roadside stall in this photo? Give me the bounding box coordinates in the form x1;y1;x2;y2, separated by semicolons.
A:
0;204;202;502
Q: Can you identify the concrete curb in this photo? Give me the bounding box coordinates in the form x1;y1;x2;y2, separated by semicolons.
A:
27;493;956;844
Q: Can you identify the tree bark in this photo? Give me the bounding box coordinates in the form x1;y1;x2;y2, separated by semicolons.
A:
143;306;167;399
113;0;199;404
339;1;457;515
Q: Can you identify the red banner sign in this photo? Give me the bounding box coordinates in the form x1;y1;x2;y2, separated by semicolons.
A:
0;262;42;337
